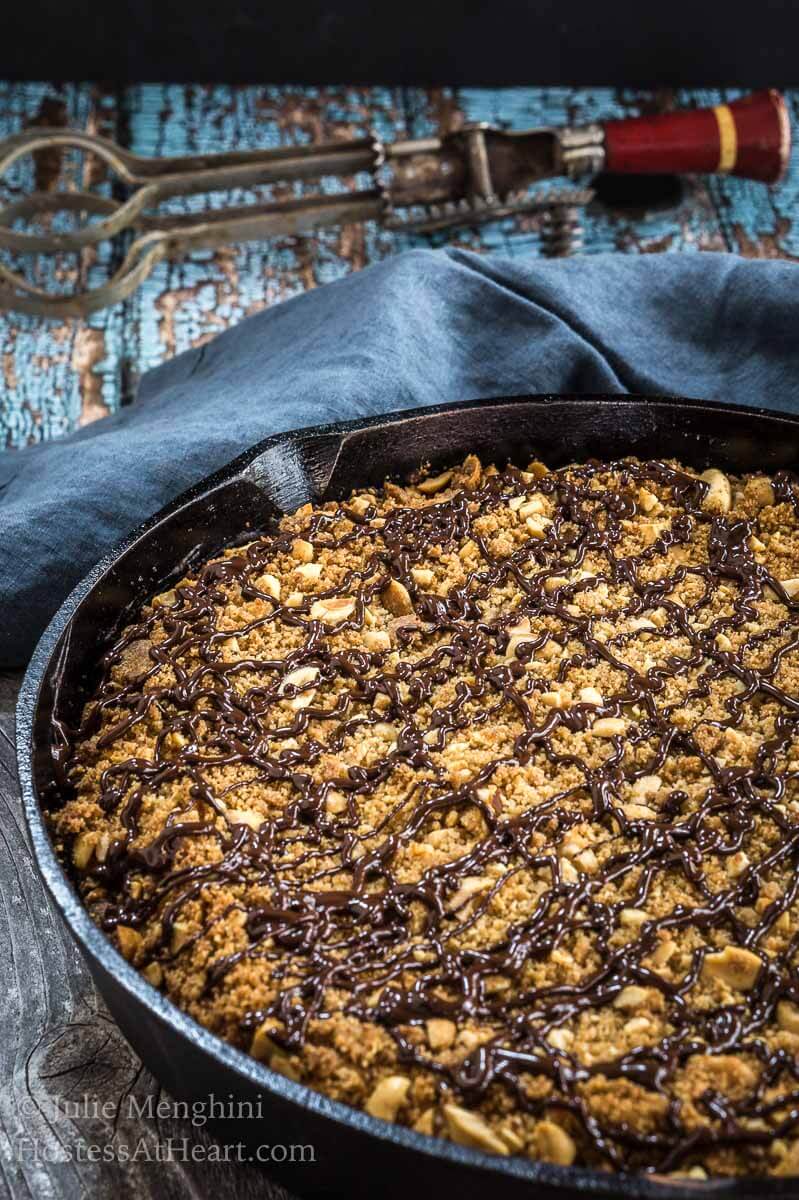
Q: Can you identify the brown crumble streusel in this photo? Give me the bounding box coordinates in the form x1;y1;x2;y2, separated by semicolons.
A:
52;453;799;1178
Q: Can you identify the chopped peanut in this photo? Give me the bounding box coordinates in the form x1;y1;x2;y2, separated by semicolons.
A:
381;579;413;616
443;1103;509;1155
365;1075;411;1122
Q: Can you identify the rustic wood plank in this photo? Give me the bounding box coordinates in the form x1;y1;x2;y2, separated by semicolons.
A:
702;88;799;259
120;83;410;379
0;672;296;1200
1;82;797;450
0;83;127;448
3;77;798;1200
405;86;730;256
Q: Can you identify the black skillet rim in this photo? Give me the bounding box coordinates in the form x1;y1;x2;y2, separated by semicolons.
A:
16;392;799;1198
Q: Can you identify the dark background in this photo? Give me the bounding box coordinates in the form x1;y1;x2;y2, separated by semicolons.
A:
5;0;799;85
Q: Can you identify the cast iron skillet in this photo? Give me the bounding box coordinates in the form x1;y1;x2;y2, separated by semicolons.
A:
17;395;799;1199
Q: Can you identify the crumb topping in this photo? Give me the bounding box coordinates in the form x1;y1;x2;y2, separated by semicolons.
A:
54;454;799;1178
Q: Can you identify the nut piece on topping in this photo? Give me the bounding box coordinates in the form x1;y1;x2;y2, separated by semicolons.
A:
250;1023;302;1081
699;468;732;515
525;515;552;539
381;578;413;616
413;1108;436;1135
325;790;348;815
151;588;177;609
254;572;281;600
279;665;319;694
745;476;776;510
622;803;657;821
310;596;356;624
506;633;533;661
426;1017;457;1050
365;1075;411;1122
639;523;665;547
116;924;142;961
702;945;762;990
445;876;491;912
575;848;599;873
547;1028;572;1052
363;629;391;652
456;453;482;489
443;1103;510;1155
613;985;649;1011
170;921;193;955
226;808;263;830
508;616;531;637
727;850;750;878
142;961;163;987
349;494;373;517
637;486;660;514
417;469;453;495
559;858;579;884
72;831;99;870
519;496;545;518
295;561;323;582
590;717;627;738
95;832;111;863
620;908;650;928
249;1020;281;1063
649;938;677;969
631;774;662;799
536;1120;577;1166
777;1001;799;1034
291;538;315;562
411;567;435;588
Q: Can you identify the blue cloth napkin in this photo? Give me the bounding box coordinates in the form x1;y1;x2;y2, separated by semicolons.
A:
2;247;799;669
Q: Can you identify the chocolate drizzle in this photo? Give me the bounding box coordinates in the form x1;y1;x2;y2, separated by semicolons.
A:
64;458;799;1174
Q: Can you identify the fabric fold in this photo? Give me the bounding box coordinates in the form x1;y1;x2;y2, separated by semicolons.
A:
2;247;798;668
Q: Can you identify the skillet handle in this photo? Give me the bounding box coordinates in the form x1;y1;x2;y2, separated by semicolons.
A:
245;430;344;510
602;90;790;183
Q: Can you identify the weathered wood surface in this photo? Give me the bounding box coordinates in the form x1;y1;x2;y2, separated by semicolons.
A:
0;671;295;1200
2;79;799;1200
1;83;798;448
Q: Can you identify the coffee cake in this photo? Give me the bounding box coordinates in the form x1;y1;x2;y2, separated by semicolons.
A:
53;453;799;1178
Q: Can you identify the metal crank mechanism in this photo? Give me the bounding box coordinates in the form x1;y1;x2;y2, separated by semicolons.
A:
0;90;789;317
381;123;597;241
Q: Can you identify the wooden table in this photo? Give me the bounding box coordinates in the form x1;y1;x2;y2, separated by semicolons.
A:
1;83;798;448
2;80;799;1200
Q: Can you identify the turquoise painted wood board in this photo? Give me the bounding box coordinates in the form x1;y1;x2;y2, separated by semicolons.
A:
1;84;797;449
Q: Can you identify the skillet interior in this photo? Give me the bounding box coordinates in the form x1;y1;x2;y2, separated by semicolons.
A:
17;394;799;1199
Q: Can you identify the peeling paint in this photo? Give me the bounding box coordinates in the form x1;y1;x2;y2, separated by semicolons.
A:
1;82;798;450
0;82;119;447
2;352;15;390
72;327;109;426
154;287;200;359
27;93;69;190
732;219;797;261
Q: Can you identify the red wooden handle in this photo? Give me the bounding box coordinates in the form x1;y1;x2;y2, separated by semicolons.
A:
603;90;790;183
